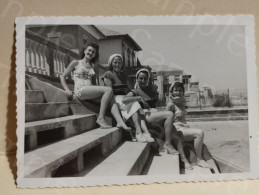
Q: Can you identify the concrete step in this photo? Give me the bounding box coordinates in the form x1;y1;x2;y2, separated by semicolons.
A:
25;90;47;103
186;116;248;122
25;102;71;122
25;114;96;151
25;74;102;116
26;74;69;103
184;165;212;174
87;142;150;176
147;152;180;175
24;127;122;178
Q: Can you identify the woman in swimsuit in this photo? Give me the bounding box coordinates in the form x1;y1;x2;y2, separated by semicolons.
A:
60;42;130;130
166;82;212;168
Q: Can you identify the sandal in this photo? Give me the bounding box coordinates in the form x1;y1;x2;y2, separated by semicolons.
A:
136;133;147;143
143;133;155;143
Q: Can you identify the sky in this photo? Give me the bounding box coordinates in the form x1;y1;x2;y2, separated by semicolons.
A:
99;25;247;91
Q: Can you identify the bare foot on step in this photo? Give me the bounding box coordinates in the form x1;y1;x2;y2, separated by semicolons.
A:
96;118;112;129
116;123;131;131
197;159;212;168
184;161;193;170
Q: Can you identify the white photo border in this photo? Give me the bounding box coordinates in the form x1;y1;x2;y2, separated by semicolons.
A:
16;16;259;188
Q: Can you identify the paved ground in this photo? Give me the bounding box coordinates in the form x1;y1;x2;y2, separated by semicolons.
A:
157;105;248;112
188;120;250;171
187;105;248;112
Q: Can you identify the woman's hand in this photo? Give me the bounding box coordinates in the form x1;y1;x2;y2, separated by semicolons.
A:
65;90;73;100
140;97;150;108
150;108;158;113
172;96;182;104
139;96;145;102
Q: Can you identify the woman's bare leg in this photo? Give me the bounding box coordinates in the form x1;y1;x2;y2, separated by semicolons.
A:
139;115;149;134
132;112;147;142
78;86;112;128
146;111;178;154
207;159;220;173
140;116;155;142
109;97;130;130
180;128;211;168
172;130;192;169
132;112;142;135
146;111;173;145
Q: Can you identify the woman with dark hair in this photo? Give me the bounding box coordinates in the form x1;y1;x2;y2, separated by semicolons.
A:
102;54;154;142
166;82;214;169
122;69;192;168
60;43;130;130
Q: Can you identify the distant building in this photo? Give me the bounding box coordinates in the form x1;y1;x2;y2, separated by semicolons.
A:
148;65;208;107
96;27;142;87
190;81;199;92
202;86;213;99
97;27;142;68
149;65;183;100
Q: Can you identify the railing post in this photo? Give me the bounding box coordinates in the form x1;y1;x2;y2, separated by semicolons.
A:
47;43;55;77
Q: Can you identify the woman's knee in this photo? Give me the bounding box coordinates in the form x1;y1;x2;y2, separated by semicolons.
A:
193;129;204;138
164;111;174;119
166;102;174;111
103;86;113;97
104;86;112;93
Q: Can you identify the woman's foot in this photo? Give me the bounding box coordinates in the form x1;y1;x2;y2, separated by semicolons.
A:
124;127;136;142
163;144;179;155
116;122;131;131
197;159;212;168
184;161;193;170
136;133;147;142
143;132;155;143
96;118;112;129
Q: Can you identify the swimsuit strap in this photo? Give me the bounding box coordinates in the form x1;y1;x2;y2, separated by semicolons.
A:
74;60;95;73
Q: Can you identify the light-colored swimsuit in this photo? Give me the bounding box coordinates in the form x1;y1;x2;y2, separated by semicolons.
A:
73;60;95;98
171;100;190;131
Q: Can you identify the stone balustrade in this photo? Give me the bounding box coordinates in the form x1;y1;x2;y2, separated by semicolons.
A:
25;30;79;78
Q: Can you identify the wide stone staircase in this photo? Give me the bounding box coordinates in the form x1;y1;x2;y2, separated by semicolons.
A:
24;74;214;178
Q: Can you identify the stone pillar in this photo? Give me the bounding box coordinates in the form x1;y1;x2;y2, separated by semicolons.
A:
169;75;175;85
157;72;164;101
46;45;55;77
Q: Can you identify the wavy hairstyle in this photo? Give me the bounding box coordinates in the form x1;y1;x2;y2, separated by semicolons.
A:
169;81;185;98
80;42;99;63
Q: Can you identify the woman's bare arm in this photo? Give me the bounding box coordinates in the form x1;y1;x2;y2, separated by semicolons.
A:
166;102;174;112
103;78;113;87
60;60;78;98
122;91;142;104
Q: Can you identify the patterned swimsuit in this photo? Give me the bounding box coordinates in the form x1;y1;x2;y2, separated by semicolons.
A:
172;99;190;130
73;60;95;98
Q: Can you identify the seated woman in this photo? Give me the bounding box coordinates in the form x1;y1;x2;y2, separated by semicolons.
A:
166;82;214;169
123;69;192;166
102;54;154;142
60;43;130;131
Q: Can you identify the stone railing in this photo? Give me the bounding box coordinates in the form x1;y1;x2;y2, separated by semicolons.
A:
25;30;79;78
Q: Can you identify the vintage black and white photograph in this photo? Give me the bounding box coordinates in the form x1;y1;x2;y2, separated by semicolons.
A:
16;16;258;188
